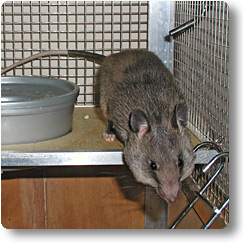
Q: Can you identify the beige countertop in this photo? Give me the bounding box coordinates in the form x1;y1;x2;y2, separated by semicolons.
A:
1;107;123;152
2;107;199;152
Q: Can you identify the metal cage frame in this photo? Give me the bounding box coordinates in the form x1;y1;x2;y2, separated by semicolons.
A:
1;1;229;227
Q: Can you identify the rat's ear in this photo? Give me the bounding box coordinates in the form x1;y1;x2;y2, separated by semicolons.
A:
171;103;188;132
129;109;150;139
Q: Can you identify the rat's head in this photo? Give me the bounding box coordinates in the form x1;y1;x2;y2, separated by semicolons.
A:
124;104;195;203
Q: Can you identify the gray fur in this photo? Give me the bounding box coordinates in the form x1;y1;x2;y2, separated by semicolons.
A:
98;49;195;203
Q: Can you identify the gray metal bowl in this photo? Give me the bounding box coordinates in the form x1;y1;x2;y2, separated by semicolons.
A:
1;76;79;145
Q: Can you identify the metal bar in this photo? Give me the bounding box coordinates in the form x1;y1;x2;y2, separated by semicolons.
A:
203;198;229;229
167;19;195;40
1;148;216;167
138;2;141;49
1;150;123;167
148;0;174;71
202;152;229;173
193;141;223;153
129;1;132;49
170;196;199;229
120;2;123;50
145;1;175;229
166;2;209;41
170;151;228;229
144;187;168;229
194;191;218;210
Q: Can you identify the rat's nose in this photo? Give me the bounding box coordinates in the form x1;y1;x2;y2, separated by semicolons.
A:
164;194;177;204
158;184;179;204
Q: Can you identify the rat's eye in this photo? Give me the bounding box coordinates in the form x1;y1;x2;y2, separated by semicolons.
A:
150;160;157;171
178;156;184;168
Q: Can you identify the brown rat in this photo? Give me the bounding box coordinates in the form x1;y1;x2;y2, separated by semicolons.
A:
98;49;195;203
2;49;195;203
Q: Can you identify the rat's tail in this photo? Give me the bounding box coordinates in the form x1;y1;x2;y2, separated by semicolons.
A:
68;50;105;64
1;50;106;75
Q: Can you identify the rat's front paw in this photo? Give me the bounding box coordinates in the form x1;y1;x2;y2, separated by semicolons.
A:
103;132;116;142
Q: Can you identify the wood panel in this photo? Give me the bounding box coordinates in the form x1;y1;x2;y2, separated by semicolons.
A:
1;166;145;229
168;189;203;229
168;185;227;229
2;167;227;229
193;199;227;229
1;170;45;229
45;177;145;229
44;166;145;229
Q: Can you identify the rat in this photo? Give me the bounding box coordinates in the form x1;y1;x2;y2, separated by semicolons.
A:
2;49;195;203
98;49;195;203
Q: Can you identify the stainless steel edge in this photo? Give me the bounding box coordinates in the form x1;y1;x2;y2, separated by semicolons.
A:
1;150;123;167
148;1;174;72
146;0;175;229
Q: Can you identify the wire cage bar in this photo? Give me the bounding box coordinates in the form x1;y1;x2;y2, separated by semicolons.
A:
173;1;229;151
173;1;229;225
1;1;149;106
1;1;229;227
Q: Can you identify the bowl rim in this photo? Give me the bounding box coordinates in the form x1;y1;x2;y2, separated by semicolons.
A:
1;76;80;110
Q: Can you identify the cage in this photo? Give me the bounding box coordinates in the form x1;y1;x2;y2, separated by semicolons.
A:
1;1;149;105
1;1;229;228
173;1;229;225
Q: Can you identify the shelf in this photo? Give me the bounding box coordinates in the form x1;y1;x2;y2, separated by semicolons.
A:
1;107;200;167
1;107;124;167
